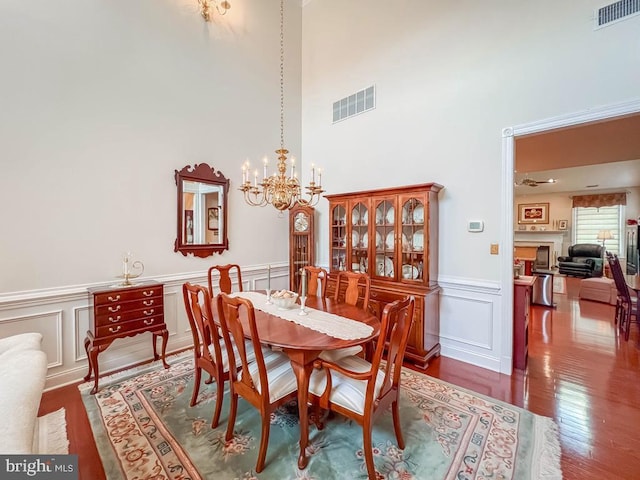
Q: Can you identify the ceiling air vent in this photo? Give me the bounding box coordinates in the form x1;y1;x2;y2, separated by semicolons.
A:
595;0;640;28
333;85;375;123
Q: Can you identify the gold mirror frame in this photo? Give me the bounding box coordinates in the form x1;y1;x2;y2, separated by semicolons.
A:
174;163;229;257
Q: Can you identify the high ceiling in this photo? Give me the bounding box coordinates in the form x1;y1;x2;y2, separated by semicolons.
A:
515;113;640;194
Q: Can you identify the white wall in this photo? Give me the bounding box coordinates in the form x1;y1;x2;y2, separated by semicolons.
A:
0;0;302;293
301;0;640;371
0;0;302;388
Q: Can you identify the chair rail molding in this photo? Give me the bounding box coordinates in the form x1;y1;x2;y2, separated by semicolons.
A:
0;263;288;390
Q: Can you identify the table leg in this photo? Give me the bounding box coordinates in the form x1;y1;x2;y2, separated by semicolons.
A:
87;344;101;395
285;350;320;470
83;335;93;382
153;329;170;369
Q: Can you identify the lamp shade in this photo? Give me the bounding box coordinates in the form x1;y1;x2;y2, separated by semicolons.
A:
597;230;613;241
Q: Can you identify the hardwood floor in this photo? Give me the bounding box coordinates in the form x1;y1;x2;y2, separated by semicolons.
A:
39;276;640;479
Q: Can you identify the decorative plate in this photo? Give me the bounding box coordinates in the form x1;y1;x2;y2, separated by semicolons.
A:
385;231;395;250
352;209;360;225
376;232;382;249
386;207;395;225
376;209;384;225
362;232;368;248
402;205;410;224
352;230;359;247
412;205;424;224
361;210;368;225
402;264;419;279
376;255;394;277
402;233;410;251
412;230;424;251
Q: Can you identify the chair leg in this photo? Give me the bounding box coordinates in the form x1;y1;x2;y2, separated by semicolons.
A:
211;377;224;428
255;417;271;473
225;392;238;442
190;366;202;407
362;421;376;480
391;399;405;449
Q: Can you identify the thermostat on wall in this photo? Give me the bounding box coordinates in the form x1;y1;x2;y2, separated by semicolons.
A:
468;220;484;232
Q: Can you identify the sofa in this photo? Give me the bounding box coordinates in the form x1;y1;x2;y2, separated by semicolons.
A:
0;333;47;453
558;244;604;278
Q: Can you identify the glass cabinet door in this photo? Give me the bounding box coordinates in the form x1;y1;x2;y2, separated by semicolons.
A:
350;201;369;273
373;198;396;279
400;197;425;282
331;204;347;271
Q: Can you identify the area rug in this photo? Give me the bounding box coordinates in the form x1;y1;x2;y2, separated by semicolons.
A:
35;407;69;454
79;352;562;480
553;275;567;294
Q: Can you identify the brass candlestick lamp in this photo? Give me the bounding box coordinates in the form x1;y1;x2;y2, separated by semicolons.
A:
119;252;144;287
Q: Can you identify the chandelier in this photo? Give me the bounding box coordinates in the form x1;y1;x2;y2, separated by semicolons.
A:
239;0;324;211
197;0;230;22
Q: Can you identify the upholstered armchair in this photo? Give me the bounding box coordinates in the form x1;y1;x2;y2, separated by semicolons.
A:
558;244;604;277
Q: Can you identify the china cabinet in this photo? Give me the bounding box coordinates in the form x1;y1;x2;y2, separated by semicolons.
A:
325;183;443;367
289;203;315;292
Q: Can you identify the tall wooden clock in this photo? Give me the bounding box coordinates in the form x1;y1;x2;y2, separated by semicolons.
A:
289;203;315;292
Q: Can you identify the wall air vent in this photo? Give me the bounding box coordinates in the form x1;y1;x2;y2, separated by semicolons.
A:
332;85;375;123
595;0;640;28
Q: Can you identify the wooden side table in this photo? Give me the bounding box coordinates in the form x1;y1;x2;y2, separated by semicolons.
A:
84;281;169;394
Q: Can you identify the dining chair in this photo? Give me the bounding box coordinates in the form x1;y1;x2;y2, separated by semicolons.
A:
299;265;329;298
216;293;299;473
606;253;637;340
182;282;259;428
333;270;371;310
308;295;415;480
208;264;243;296
321;270;371;362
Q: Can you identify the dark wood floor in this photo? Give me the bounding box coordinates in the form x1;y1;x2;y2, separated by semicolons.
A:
39;276;640;479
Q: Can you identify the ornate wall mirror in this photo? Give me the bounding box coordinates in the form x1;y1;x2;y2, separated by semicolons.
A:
174;163;229;257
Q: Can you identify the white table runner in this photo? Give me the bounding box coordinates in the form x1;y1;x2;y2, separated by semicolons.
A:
228;292;373;341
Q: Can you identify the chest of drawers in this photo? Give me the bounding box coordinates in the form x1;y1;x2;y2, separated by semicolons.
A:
84;281;169;394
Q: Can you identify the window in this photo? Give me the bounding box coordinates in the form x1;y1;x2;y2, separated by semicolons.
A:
573;205;623;255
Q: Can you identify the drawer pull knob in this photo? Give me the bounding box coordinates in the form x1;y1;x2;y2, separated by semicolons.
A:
108;295;121;302
108;326;121;333
143;319;155;325
143;300;154;306
142;290;154;297
143;309;155;316
108;315;121;323
108;305;121;312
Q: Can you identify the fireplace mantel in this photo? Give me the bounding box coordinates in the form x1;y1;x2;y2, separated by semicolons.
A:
514;231;569;266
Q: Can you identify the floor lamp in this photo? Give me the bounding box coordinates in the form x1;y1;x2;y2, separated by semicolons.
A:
597;230;613;255
597;230;613;276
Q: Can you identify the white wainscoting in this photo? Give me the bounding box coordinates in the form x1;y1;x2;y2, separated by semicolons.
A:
0;266;510;389
438;275;505;373
0;264;289;391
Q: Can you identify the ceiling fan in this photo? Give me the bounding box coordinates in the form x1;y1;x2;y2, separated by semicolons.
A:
515;175;557;187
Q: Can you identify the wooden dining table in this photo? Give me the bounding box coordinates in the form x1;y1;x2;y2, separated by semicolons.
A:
230;293;380;470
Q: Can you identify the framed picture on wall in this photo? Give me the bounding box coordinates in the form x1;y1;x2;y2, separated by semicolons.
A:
208;207;219;230
558;219;568;230
518;203;549;224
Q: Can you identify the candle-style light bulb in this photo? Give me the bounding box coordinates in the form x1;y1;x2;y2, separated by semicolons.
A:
311;163;315;184
263;156;268;179
290;157;296;177
317;167;322;187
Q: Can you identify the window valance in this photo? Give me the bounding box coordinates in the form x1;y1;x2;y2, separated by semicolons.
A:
572;192;627;208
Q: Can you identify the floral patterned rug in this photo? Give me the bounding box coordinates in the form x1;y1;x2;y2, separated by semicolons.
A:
79;352;562;479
